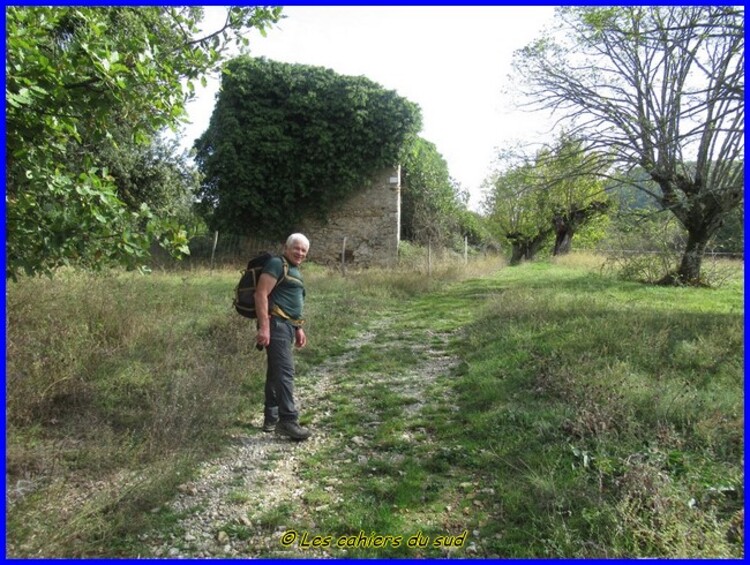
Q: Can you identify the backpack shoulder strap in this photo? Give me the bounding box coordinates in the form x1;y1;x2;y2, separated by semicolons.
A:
274;255;289;289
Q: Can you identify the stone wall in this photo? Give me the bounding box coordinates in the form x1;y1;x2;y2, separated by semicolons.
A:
300;166;400;268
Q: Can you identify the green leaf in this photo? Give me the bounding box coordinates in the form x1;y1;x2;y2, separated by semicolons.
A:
6;5;282;278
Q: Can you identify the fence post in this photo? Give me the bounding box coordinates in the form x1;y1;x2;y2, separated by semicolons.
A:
464;235;468;265
428;241;433;277
210;230;219;272
341;236;347;276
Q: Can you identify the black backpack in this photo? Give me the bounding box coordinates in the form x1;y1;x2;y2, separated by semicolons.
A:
233;252;288;319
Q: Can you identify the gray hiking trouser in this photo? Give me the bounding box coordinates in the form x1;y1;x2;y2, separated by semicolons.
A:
264;317;299;423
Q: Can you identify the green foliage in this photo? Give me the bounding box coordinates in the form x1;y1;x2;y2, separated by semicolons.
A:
193;57;423;239
92;134;205;233
455;209;499;250
5;6;282;279
483;159;547;243
483;135;609;262
400;137;460;244
399;137;497;253
513;6;744;284
575;217;610;249
709;205;744;255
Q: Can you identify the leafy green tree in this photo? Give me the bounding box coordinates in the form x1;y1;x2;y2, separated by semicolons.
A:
483;137;609;264
94;134;205;233
539;136;610;255
710;205;743;255
400;138;497;253
455;209;499;251
483;160;553;265
193;56;422;239
513;6;744;284
400;137;464;247
5;6;282;278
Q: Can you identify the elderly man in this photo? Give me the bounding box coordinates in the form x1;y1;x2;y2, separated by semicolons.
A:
254;233;312;440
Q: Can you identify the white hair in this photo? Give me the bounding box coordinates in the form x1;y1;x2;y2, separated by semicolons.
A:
286;233;310;250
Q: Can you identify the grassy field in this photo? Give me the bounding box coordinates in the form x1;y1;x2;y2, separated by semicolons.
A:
5;253;744;557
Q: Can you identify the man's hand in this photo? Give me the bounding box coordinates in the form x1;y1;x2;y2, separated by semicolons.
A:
295;327;307;348
256;323;271;349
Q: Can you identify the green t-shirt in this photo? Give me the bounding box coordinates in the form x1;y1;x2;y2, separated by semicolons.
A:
262;255;305;321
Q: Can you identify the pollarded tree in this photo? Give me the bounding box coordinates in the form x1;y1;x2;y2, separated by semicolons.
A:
538;135;610;256
5;6;282;279
483;137;609;264
483;158;553;265
513;6;744;285
193;57;422;239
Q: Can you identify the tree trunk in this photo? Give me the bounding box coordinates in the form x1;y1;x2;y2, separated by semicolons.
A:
508;232;550;265
552;201;608;256
526;237;547;261
675;230;709;285
658;222;714;286
510;244;525;266
553;220;574;256
654;175;730;286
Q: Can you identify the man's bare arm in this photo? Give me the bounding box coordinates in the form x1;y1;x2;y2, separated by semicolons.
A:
254;273;278;347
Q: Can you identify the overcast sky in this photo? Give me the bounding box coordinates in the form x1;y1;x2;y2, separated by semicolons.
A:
179;5;559;211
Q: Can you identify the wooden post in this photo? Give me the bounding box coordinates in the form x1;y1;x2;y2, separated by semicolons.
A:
428;241;432;277
464;235;468;265
210;230;219;272
341;236;347;276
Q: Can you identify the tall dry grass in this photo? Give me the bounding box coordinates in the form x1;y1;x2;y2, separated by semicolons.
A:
5;253;504;556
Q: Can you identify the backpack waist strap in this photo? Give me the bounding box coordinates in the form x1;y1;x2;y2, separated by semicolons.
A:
271;303;305;327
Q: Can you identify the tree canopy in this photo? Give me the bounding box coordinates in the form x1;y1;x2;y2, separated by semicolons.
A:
483;135;608;264
513;6;744;284
5;6;282;279
193;56;422;239
400;137;462;245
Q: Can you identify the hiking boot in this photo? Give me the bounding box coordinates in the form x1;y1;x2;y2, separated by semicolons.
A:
262;418;278;433
276;420;311;441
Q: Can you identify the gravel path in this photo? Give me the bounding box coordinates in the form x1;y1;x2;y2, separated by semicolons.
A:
142;315;462;558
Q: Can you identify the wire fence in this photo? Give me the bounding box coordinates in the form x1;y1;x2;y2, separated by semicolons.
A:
149;230;743;272
150;232;284;270
599;248;743;260
149;231;495;272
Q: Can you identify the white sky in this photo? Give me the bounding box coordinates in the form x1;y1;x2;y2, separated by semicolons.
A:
179;5;559;211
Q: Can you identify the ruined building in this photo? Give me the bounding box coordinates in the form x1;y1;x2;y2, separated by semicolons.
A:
300;166;401;268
